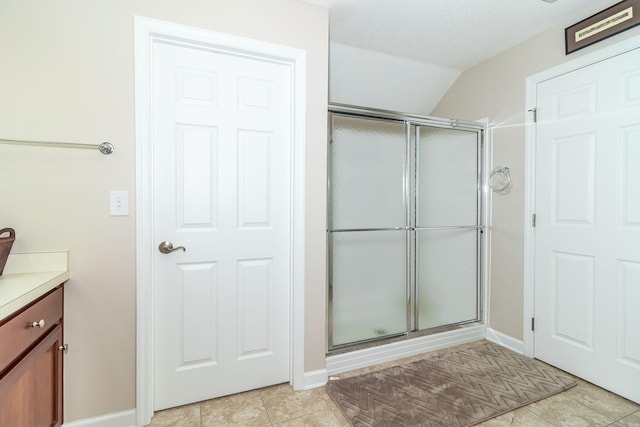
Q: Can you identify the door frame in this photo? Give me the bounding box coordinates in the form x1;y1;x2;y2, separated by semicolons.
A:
134;16;307;426
523;33;640;358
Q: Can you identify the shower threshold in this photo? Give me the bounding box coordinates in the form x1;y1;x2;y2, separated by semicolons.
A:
327;320;483;356
325;322;487;377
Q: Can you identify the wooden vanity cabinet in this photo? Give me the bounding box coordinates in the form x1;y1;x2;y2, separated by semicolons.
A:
0;285;64;427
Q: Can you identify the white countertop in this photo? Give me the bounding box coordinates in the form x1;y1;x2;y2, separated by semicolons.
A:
0;251;69;321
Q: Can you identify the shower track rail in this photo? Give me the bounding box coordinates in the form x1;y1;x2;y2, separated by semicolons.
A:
329;103;485;132
328;225;485;233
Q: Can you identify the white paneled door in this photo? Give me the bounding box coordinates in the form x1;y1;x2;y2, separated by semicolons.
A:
534;47;640;403
152;41;292;410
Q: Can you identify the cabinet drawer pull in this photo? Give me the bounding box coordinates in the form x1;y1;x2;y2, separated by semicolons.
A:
58;344;69;353
31;319;45;328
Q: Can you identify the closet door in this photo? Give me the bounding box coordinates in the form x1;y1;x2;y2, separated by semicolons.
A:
329;115;408;348
534;46;640;403
415;126;480;330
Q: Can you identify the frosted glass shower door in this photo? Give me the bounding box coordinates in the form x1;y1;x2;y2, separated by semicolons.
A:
329;115;407;347
416;127;480;330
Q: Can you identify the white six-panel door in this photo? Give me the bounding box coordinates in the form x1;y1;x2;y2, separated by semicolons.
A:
534;47;640;403
152;40;292;410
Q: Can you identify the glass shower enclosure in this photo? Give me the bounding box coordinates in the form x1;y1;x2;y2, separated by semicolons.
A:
327;104;486;351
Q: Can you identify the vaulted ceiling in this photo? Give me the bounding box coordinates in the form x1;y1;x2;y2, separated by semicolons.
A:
304;0;619;71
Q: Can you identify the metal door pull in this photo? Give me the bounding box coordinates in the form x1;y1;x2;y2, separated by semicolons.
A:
31;319;45;328
158;241;186;254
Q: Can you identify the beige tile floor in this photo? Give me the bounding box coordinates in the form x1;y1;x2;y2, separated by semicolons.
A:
149;341;640;427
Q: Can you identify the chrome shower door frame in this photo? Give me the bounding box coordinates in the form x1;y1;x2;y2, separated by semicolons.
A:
327;104;487;353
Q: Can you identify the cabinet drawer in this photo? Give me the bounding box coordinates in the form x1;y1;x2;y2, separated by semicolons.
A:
0;286;63;372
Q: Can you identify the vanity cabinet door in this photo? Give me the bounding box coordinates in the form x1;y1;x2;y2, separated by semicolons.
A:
0;324;63;427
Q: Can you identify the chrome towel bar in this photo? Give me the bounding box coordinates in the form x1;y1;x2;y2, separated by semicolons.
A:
0;138;114;155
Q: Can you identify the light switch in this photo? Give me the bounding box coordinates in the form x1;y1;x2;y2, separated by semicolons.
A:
110;191;129;216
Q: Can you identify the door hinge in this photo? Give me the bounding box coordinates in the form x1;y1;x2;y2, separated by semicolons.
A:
531;317;535;331
528;107;537;123
532;213;537;227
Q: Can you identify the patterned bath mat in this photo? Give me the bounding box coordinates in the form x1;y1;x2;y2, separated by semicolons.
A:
326;342;576;426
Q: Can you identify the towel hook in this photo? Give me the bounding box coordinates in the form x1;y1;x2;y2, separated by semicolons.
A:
489;166;511;192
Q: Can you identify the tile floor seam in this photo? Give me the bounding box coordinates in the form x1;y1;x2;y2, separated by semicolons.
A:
535;395;623;427
613;412;633;423
614;407;640;423
275;407;335;425
261;391;279;425
564;385;640;422
258;390;275;426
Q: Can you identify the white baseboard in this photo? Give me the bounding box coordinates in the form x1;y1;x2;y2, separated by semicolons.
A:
326;324;486;376
485;327;524;354
302;368;328;390
64;370;328;427
62;409;136;427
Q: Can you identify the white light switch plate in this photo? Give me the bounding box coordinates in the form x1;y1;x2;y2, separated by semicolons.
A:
110;191;129;216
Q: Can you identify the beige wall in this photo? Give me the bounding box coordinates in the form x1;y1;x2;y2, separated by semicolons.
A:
0;0;328;422
432;25;640;340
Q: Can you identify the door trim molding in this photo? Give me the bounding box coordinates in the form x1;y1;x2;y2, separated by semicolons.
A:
134;16;306;426
523;33;640;358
